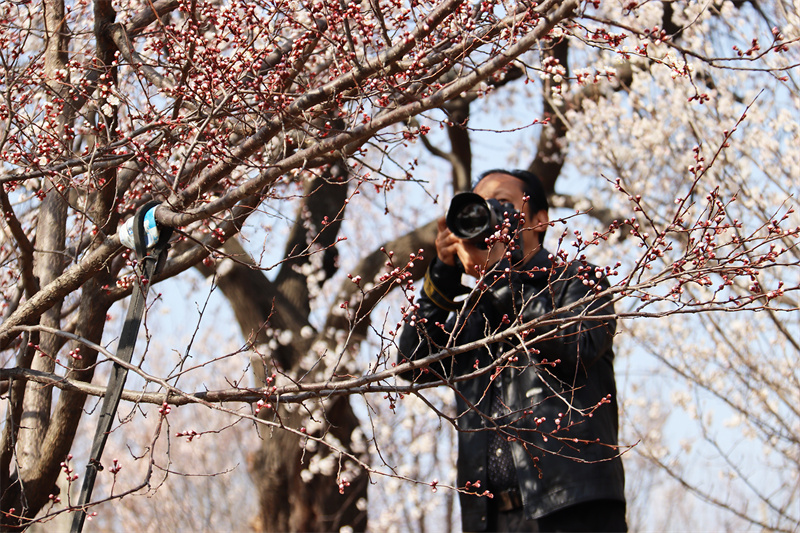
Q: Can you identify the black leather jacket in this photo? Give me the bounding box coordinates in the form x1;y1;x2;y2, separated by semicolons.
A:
398;248;625;531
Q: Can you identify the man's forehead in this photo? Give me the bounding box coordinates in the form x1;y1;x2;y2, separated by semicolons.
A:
473;173;526;197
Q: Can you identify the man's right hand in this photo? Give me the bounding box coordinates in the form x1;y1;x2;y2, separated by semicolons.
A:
435;216;463;267
435;217;504;278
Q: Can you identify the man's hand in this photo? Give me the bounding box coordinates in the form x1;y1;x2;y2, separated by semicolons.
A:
435;217;505;278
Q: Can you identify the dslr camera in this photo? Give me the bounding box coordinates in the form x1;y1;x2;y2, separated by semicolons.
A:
445;192;520;250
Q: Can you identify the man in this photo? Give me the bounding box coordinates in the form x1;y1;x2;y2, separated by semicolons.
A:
398;170;626;532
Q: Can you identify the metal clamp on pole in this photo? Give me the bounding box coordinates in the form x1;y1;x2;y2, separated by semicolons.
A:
71;202;172;533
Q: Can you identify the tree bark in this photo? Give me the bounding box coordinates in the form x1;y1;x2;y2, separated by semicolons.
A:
199;165;370;532
12;0;72;521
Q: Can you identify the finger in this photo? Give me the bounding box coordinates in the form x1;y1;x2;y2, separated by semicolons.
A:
437;241;460;264
456;246;479;278
435;229;460;266
437;217;455;241
438;231;460;247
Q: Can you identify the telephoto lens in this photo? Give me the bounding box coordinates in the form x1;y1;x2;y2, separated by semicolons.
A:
446;192;518;249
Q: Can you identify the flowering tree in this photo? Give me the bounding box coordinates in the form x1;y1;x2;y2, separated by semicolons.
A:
0;0;798;531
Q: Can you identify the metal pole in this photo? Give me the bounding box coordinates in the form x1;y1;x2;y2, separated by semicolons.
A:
71;203;170;533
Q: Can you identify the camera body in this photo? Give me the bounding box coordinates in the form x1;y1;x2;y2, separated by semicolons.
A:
445;192;520;250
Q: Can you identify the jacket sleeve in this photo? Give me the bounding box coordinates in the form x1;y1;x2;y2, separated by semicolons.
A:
396;258;470;381
484;263;616;376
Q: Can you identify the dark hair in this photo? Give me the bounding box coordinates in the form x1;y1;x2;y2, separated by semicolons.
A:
475;168;549;239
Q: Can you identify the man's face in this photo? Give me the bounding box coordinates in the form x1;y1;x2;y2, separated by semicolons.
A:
473;172;547;252
473;172;530;217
